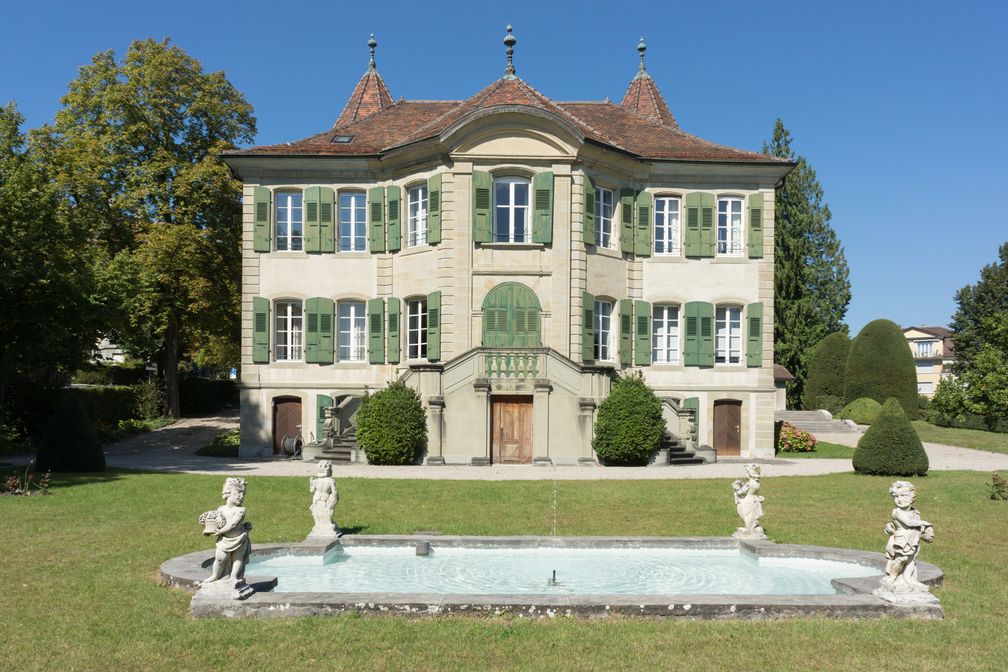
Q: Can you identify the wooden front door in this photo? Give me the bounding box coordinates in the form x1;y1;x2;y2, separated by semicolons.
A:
713;400;742;456
273;396;302;455
491;396;533;464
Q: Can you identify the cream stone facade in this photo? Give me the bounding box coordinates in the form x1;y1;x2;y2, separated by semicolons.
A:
903;326;955;397
223;35;793;465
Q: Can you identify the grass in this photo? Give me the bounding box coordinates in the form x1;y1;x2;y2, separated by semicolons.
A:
196;427;240;457
779;441;854;459
2;468;1007;671
912;420;1008;455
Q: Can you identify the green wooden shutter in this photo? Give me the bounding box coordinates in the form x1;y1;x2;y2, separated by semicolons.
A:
472;170;492;243
316;394;334;444
319;187;335;253
304;186;321;253
682;397;699;418
683;301;699;366
316;297;334;364
304;297;319;363
427;291;441;362
619;188;634;253
699;302;715;366
427;174;442;245
634;191;653;257
367;298;384;364
634;300;651;366
684;192;700;257
387;297;401;364
700;193;715;258
582;291;595;362
583;174;596;246
252;296;270;363
253;187;271;252
386;185;401;253
531;171;553;244
618;299;633;365
746;302;763;367
747;192;764;258
367;187;385;253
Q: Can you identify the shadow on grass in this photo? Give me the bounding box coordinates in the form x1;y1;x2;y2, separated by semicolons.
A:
1;463;125;489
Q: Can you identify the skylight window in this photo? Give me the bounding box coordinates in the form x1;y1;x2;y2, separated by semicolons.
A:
331;135;354;144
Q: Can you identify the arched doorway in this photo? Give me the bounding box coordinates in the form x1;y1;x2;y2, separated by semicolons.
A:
481;282;542;347
272;396;302;455
713;399;742;456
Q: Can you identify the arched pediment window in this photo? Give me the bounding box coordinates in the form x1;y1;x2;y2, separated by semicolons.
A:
481;282;542;348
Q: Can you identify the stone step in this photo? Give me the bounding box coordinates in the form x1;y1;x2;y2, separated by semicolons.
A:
669;456;706;466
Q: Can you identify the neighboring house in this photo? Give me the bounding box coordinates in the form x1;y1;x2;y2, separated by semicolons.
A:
903;326;955;397
222;32;793;463
93;337;126;363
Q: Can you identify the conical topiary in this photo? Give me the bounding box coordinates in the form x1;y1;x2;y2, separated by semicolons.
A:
844;319;918;419
852;397;928;476
36;393;106;472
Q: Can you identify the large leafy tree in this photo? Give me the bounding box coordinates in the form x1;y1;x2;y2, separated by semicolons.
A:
765;120;851;408
33;39;255;416
0;102;99;426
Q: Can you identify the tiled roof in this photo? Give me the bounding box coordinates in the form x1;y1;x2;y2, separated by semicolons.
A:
620;73;678;129
904;325;953;338
334;68;394;128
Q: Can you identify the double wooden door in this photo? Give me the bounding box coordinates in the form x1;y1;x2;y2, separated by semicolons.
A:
713;400;742;456
491;396;533;464
273;397;302;455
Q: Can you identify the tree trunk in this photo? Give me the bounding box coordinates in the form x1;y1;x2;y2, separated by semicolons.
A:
164;315;181;418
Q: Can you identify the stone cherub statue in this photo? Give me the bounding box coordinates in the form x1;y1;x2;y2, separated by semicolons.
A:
308;460;340;538
731;463;767;540
198;477;253;599
321;406;338;446
876;480;935;596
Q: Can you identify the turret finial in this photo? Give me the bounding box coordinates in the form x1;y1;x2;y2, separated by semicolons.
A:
368;33;377;71
503;24;517;78
637;37;647;73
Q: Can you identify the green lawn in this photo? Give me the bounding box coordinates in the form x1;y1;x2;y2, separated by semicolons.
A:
2;469;1006;671
912;420;1008;454
780;441;855;459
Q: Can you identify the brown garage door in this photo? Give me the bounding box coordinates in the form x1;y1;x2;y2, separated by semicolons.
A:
491;396;533;464
273;396;302;455
713;400;742;456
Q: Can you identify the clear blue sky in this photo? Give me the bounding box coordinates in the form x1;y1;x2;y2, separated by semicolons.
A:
4;0;1006;336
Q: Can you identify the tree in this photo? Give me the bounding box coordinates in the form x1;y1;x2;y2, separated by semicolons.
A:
765;120;851;408
35;392;105;472
355;382;427;465
33;39;255;416
592;373;666;465
844;319;919;419
802;331;851;410
0;102;100;426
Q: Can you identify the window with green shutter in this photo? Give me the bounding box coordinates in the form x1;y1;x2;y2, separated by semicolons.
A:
472;170;492;243
634;300;651;366
583;174;596;246
304;297;320;362
312;297;334;364
699;193;715;258
684;192;700;257
747;192;764;258
698;302;715;366
253;187;271;252
481;283;541;348
619;299;633;365
582;291;595;362
386;185;401;252
319;187;335;253
367;187;385;253
427;174;442;245
304;186;321;253
619;188;634;253
634;191;652;257
426;291;441;361
683;301;700;366
746;302;763;367
367;298;384;364
531;171;553;244
252;296;270;363
386;297;401;364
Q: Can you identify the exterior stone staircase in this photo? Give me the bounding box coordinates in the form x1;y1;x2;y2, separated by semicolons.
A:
775;410;859;435
320;426;357;464
663;433;706;466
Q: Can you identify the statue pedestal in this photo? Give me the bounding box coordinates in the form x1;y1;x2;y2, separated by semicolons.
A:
872;587;940;606
197;577;254;601
307;522;340;539
732;528;768;541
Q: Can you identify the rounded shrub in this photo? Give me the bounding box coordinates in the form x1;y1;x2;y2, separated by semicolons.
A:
852;397;928;476
35;393;105;472
844;319;918;419
355;381;427;465
593;373;666;466
838;397;883;425
802;332;851;410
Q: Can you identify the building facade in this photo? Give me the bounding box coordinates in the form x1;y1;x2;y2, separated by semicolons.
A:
223;33;793;464
903;326;955;397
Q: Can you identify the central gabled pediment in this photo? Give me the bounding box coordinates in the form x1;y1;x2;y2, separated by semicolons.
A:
445;108;581;159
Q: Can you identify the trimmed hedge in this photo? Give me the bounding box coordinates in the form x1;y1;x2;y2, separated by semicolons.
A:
592;373;666;466
852;397;928;476
803;332;851;410
838;397;883;425
36;393;105;472
355;381;427;465
845;319;919;419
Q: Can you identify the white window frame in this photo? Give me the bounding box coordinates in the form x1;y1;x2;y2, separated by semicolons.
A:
338;192;367;252
654;196;681;255
917;340;937;358
715;305;742;365
594;299;614;361
274;300;303;361
337;301;366;362
275;192;303;252
652;304;680;364
407;299;428;360
493;176;530;243
595;187;615;249
407;185;428;247
717;196;744;257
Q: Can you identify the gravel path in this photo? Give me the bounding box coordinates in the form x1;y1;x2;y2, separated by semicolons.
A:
76;413;1008;480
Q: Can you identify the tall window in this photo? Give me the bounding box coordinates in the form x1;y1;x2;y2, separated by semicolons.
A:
494;177;529;243
337;301;366;361
917;340;937;358
408;185;428;247
407;299;427;360
652;305;680;364
595;187;615;248
654;196;681;255
715;305;742;364
274;300;303;361
275;192;303;251
594;299;613;361
717;197;744;256
339;192;366;251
